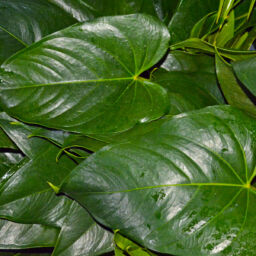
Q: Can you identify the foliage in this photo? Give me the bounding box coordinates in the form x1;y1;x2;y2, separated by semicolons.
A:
1;0;256;255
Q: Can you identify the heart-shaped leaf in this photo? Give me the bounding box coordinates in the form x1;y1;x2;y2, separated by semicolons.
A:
0;14;170;135
61;105;256;255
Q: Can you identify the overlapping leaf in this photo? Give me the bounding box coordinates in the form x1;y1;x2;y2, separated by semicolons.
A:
152;51;224;115
61;105;256;255
0;0;76;64
49;0;179;24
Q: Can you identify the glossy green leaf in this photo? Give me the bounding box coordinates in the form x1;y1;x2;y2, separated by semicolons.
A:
232;56;256;96
170;38;256;61
151;51;224;115
49;0;179;24
0;114;114;255
168;0;219;43
0;0;76;64
0;14;170;135
0;219;58;250
61;105;256;255
215;52;256;117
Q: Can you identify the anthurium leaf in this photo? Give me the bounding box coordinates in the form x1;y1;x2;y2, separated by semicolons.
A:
0;0;76;64
151;51;224;115
0;219;58;250
232;56;256;97
0;14;170;135
215;52;256;117
52;201;113;256
168;0;219;44
61;105;256;255
170;38;256;61
49;0;179;24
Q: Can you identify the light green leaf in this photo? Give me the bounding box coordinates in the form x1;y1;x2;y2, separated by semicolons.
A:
170;38;256;60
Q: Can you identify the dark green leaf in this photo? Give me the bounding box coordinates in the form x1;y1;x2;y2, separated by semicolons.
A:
151;51;224;115
0;219;58;250
232;56;256;96
0;128;17;149
49;0;179;24
52;201;113;256
61;105;256;255
0;14;170;135
215;52;256;117
0;0;76;64
168;0;219;43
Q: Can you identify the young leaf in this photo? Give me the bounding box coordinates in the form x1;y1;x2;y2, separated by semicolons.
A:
215;52;256;117
0;14;170;135
170;38;256;60
61;105;256;255
0;0;76;64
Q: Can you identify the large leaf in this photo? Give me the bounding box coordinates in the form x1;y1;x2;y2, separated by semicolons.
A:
61;105;256;255
152;51;224;115
168;0;219;43
0;14;170;135
232;56;256;97
0;0;76;64
49;0;179;24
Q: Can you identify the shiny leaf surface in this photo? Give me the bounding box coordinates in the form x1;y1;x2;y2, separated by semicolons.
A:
0;14;170;135
0;219;58;250
61;105;256;255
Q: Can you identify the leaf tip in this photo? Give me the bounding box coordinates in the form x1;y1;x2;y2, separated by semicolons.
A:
47;181;60;194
